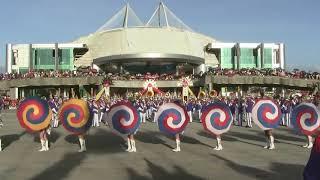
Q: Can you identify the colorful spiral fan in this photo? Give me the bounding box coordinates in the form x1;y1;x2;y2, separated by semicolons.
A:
16;97;52;132
291;103;320;135
201;102;233;135
155;102;189;135
252;99;282;130
106;101;141;135
59;99;91;135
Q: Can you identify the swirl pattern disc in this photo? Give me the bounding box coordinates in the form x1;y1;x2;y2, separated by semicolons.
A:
155;103;189;135
106;101;141;135
252;99;282;130
201;102;233;135
59;99;91;135
16;97;52;132
291;103;320;135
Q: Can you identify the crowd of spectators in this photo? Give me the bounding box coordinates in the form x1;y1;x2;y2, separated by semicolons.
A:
207;67;320;80
0;68;201;81
0;67;319;81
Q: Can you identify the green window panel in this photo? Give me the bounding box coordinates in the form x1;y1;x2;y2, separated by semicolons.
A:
263;48;272;68
220;48;234;69
35;49;55;66
32;48;74;71
239;48;256;68
60;49;71;65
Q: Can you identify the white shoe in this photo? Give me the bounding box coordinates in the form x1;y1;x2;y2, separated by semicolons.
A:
173;140;181;152
214;146;223;151
78;148;85;152
78;138;86;152
307;143;313;149
125;138;132;152
268;144;275;150
129;140;136;152
39;140;46;152
303;144;308;148
172;147;181;152
263;145;269;149
45;140;49;151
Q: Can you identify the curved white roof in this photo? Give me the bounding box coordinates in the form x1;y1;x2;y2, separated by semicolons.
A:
72;2;219;67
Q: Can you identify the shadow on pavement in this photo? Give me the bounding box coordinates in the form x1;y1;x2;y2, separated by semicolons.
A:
49;131;60;144
64;134;78;145
2;131;26;150
30;152;86;180
197;130;263;147
197;131;238;142
64;128;127;154
86;128;125;154
180;135;213;148
135;131;174;149
126;158;204;180
250;129;305;143
212;154;304;180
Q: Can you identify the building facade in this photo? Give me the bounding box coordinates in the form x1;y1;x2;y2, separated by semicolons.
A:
4;2;286;99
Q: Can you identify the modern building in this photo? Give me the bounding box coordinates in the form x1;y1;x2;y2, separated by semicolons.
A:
6;2;285;75
4;2;286;99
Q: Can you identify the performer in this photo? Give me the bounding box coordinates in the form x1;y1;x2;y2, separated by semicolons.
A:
39;127;50;152
48;96;59;128
173;133;181;152
303;135;313;149
142;101;147;123
99;99;106;123
186;100;193;123
252;91;280;150
78;133;87;152
303;135;320;180
263;129;275;150
92;100;100;127
125;134;137;152
195;100;202;122
213;135;223;151
238;99;245;126
245;97;254;128
106;101;141;153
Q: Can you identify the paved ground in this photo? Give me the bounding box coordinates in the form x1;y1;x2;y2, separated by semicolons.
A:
0;110;311;180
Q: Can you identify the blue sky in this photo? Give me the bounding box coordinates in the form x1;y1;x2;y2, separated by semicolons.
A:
0;0;319;71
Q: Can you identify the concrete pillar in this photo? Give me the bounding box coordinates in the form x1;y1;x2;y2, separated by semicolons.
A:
260;43;264;69
6;44;12;73
208;83;213;91
21;88;25;98
91;87;94;98
236;43;241;70
279;43;285;69
176;66;179;76
29;44;33;70
63;88;67;97
55;43;59;71
71;88;75;98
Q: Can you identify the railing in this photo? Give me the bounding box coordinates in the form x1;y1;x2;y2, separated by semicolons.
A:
0;75;319;90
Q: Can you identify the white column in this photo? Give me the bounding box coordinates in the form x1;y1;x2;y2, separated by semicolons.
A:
6;44;12;73
63;88;67;97
279;43;285;69
21;88;25;98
